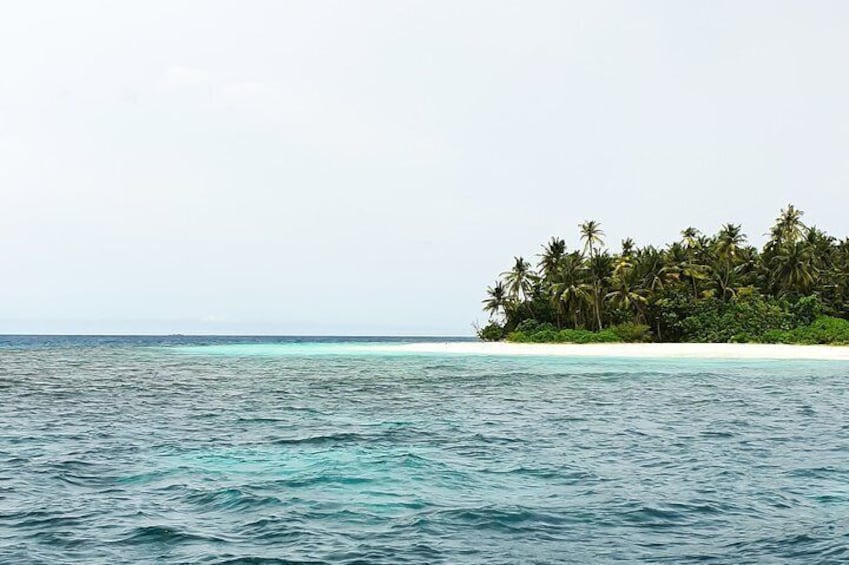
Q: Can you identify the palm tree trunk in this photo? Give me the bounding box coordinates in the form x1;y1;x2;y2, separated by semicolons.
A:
594;288;603;330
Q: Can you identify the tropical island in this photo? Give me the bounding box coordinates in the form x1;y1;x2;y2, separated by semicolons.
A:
478;206;849;345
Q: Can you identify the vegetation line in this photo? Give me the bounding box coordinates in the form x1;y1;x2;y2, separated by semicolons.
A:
478;206;849;345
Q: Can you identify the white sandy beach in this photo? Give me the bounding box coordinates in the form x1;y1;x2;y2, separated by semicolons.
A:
392;342;849;361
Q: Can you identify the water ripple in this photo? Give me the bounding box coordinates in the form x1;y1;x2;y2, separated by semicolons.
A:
2;337;849;563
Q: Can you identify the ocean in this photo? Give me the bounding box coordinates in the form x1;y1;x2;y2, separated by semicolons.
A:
1;336;848;564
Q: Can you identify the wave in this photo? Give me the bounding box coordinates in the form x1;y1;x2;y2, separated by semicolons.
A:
114;525;224;545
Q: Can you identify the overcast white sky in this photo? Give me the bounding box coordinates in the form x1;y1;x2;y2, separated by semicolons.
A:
1;1;848;335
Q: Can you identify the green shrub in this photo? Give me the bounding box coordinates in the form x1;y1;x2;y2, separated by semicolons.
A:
680;295;794;342
550;328;622;343
507;325;652;344
759;329;792;343
753;316;849;345
477;322;504;342
788;316;849;344
556;329;592;343
611;322;652;342
594;329;621;342
515;319;540;334
505;331;530;343
529;328;559;342
790;296;823;327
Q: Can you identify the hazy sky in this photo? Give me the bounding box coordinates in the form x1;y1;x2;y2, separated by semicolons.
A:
2;1;848;335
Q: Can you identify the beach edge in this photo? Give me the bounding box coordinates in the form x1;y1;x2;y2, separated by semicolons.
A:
389;342;849;360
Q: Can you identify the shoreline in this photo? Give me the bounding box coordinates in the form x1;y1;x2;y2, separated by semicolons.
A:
390;342;849;361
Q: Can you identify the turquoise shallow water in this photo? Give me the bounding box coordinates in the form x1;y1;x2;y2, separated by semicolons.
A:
2;336;849;564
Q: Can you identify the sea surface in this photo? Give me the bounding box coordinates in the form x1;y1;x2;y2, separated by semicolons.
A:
1;336;848;564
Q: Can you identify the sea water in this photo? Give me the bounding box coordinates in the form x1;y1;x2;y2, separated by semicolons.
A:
1;336;848;564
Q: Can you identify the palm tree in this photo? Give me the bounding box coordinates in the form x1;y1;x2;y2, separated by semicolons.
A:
501;256;535;301
625;246;676;341
482;281;509;321
708;223;747;300
587;252;612;330
633;247;669;293
667;242;708;298
558;281;593;329
549;254;591;328
577;221;606;329
716;223;746;263
681;227;701;250
710;261;741;300
733;245;760;289
768;204;806;247
824;244;849;312
580;220;605;258
805;226;835;274
771;242;816;296
605;276;648;322
538;237;566;282
612;239;636;279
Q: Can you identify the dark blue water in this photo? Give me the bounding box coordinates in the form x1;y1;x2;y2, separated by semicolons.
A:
2;336;848;564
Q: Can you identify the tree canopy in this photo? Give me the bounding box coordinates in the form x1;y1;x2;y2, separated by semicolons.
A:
478;206;849;344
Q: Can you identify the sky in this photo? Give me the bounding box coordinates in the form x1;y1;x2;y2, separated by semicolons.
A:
1;1;848;335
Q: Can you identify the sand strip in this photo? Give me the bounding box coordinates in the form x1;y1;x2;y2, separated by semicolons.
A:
387;342;849;361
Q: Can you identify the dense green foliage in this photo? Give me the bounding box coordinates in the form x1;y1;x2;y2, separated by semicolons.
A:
479;206;849;344
503;322;651;344
760;316;849;345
